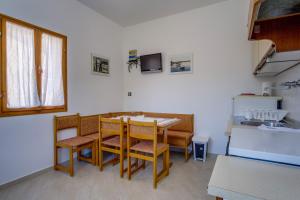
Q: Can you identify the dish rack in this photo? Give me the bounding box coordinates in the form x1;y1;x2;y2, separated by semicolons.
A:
244;110;288;122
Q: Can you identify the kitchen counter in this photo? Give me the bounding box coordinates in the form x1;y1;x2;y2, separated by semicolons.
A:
228;117;300;165
227;116;300;136
208;155;300;200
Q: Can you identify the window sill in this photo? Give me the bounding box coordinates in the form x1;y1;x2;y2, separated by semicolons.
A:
0;107;67;118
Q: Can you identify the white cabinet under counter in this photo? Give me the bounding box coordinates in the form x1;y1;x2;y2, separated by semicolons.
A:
229;125;300;165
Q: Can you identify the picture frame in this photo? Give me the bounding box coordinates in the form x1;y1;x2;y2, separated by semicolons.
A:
91;54;110;76
169;53;193;74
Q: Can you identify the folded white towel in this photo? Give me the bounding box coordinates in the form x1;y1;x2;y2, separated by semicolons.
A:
258;124;300;133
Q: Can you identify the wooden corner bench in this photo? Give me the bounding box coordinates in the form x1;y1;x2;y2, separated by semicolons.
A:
102;111;194;161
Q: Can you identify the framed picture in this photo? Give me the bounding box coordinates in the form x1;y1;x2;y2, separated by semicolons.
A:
169;53;193;74
91;54;110;76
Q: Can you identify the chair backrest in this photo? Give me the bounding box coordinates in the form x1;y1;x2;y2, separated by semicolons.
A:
80;115;99;136
54;113;80;142
127;119;157;141
127;119;158;155
99;117;124;140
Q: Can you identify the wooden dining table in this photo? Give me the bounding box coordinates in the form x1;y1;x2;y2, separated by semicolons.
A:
110;115;181;166
111;115;181;143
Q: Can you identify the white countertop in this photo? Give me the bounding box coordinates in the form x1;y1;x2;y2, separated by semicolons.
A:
208;156;300;200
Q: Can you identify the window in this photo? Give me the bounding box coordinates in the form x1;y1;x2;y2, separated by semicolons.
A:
0;14;67;117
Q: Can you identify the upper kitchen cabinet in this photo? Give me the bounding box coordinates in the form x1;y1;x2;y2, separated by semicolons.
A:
248;0;300;76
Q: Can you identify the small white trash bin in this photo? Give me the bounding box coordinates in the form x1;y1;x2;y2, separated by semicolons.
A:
192;136;209;162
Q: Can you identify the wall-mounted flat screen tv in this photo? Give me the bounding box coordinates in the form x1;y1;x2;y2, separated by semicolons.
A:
140;53;162;73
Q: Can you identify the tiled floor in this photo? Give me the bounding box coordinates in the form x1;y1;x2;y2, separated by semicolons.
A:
0;153;216;200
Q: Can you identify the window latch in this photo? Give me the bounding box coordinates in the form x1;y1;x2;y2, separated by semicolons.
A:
38;66;43;74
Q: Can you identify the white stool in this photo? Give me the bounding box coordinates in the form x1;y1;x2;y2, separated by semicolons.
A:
192;136;209;162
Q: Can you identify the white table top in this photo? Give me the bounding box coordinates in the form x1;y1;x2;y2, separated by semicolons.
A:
208;155;300;200
111;115;180;127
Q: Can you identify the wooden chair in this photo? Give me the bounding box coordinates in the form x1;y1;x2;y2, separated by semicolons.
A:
99;117;127;177
127;119;170;189
143;112;194;161
79;115;99;165
54;114;94;176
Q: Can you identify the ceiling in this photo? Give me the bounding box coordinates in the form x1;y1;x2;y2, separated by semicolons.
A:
78;0;228;27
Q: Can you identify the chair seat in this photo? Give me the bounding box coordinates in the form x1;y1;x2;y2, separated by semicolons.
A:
168;130;193;140
102;136;126;148
84;133;99;140
130;141;168;154
57;136;94;147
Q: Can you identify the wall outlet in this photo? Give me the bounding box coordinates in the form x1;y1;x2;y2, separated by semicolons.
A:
128;92;132;96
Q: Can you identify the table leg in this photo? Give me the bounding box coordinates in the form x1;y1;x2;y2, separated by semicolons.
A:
162;128;167;144
162;128;173;168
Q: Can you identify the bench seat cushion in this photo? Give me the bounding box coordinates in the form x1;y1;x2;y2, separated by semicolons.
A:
84;133;99;140
57;136;94;148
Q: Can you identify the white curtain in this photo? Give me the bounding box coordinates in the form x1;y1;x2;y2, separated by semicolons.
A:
41;33;64;106
6;21;40;108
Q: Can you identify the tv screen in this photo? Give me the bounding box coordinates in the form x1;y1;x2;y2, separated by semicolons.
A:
140;53;162;73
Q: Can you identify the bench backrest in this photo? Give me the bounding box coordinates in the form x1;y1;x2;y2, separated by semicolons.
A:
80;115;99;136
108;111;143;117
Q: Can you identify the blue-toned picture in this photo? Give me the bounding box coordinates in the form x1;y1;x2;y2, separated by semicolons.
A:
169;54;193;74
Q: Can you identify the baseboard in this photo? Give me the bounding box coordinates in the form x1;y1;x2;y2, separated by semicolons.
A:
0;166;53;190
0;152;216;190
0;154;81;189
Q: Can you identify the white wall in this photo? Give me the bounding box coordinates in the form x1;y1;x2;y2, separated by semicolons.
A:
275;66;300;121
0;0;123;185
0;0;267;186
122;0;263;154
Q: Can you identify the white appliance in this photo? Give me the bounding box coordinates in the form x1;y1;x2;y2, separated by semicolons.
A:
229;95;300;166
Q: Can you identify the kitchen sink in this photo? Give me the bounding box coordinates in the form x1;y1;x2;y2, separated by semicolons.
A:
240;121;264;126
240;120;287;127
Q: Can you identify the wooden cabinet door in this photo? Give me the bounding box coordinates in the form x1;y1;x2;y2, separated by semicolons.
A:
252;39;274;72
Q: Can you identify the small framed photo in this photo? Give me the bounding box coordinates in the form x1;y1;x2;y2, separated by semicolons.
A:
91;54;110;76
169;53;193;74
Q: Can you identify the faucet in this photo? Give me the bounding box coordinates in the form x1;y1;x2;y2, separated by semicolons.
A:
281;80;300;89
